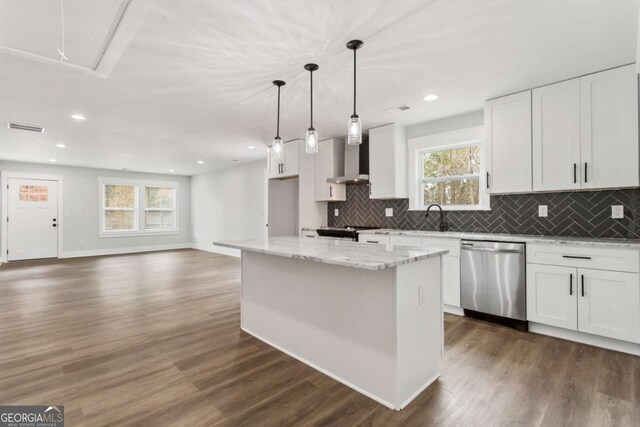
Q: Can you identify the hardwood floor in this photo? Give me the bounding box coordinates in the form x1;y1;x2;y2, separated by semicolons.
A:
0;249;638;426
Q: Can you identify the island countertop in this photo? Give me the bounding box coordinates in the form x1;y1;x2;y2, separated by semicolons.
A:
213;236;449;270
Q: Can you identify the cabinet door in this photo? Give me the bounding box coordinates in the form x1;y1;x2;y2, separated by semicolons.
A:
580;64;639;189
369;124;407;199
369;124;394;199
532;79;581;191
281;140;300;177
485;91;532;193
577;269;640;343
526;264;577;330
268;148;281;178
442;255;461;308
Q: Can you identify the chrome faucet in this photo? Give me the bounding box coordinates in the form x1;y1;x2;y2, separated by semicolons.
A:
425;203;449;232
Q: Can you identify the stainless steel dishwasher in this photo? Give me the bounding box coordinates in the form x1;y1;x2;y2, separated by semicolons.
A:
460;240;527;330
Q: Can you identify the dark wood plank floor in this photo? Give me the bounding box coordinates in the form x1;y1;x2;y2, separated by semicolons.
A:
0;249;638;426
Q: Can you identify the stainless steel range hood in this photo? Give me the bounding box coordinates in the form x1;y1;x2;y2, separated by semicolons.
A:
327;136;369;183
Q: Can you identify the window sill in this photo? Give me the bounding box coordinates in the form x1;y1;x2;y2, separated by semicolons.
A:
408;205;491;212
99;230;179;238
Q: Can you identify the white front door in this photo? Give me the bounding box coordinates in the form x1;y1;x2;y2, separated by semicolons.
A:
7;178;59;261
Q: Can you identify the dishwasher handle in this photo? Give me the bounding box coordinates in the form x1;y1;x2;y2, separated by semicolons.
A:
461;246;524;254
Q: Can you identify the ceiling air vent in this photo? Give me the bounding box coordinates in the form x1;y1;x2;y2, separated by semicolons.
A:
7;122;45;133
384;104;411;113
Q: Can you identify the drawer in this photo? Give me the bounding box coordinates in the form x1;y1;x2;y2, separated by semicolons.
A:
389;236;423;248
527;244;640;273
358;234;390;245
423;237;461;257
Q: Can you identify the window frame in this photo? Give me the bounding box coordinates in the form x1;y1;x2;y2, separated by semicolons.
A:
143;185;177;232
98;177;179;237
407;126;490;211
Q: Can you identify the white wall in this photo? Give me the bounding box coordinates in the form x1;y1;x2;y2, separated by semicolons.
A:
0;161;191;258
406;110;484;139
190;160;266;255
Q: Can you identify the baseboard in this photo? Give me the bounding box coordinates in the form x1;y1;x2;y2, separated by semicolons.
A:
397;373;441;411
241;326;400;410
529;322;640;356
191;242;240;258
61;243;191;259
443;304;464;316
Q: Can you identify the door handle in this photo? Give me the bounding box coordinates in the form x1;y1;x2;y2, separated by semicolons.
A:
584;162;588;183
581;274;585;297
569;273;573;295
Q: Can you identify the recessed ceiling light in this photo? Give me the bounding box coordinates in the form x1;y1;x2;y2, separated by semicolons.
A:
197;160;204;164
49;159;56;162
169;169;174;173
248;145;256;150
71;114;86;120
423;94;439;102
55;144;66;148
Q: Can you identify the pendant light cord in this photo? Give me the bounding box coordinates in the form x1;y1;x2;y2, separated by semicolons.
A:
353;48;357;116
310;70;314;129
276;85;281;138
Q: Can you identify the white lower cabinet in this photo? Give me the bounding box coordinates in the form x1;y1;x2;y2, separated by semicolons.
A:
527;264;578;330
578;269;640;343
527;254;640;344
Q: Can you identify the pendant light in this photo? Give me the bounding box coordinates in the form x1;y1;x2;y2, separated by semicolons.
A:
346;39;363;145
304;63;319;154
272;80;285;159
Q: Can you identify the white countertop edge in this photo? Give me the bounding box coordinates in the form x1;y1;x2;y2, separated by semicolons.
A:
354;229;640;249
213;240;449;271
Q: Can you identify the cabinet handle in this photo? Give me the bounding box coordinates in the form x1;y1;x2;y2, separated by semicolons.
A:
573;163;577;184
366;240;378;244
562;255;591;260
569;273;573;296
584;162;588;183
369;182;372;196
329;185;333;198
486;172;490;189
581;274;585;297
281;163;284;174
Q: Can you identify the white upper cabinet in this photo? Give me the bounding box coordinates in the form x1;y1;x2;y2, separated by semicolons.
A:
268;139;302;179
485;91;532;194
369;123;407;199
315;138;346;202
580;64;639;189
532;79;581;191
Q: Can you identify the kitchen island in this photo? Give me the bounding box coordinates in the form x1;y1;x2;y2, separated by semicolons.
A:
213;236;448;410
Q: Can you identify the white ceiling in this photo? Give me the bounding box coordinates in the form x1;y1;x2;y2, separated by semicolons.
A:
0;0;638;175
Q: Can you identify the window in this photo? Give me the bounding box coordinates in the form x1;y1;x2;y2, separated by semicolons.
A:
144;187;176;230
19;185;48;202
407;126;488;211
99;178;178;236
421;145;480;207
103;184;138;231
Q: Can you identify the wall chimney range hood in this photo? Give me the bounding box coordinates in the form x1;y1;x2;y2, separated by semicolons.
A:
327;136;369;183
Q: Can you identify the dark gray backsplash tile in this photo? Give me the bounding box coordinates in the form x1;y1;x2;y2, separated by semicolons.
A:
327;183;640;238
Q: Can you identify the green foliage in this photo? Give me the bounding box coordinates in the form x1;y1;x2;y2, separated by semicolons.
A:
422;145;480;206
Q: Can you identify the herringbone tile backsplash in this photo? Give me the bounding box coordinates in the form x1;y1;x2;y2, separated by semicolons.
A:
327;184;640;238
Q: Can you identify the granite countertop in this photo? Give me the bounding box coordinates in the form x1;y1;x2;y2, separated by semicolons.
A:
357;229;640;249
213;236;449;270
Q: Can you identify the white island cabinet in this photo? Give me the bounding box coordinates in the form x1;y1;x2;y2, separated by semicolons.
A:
214;236;448;410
